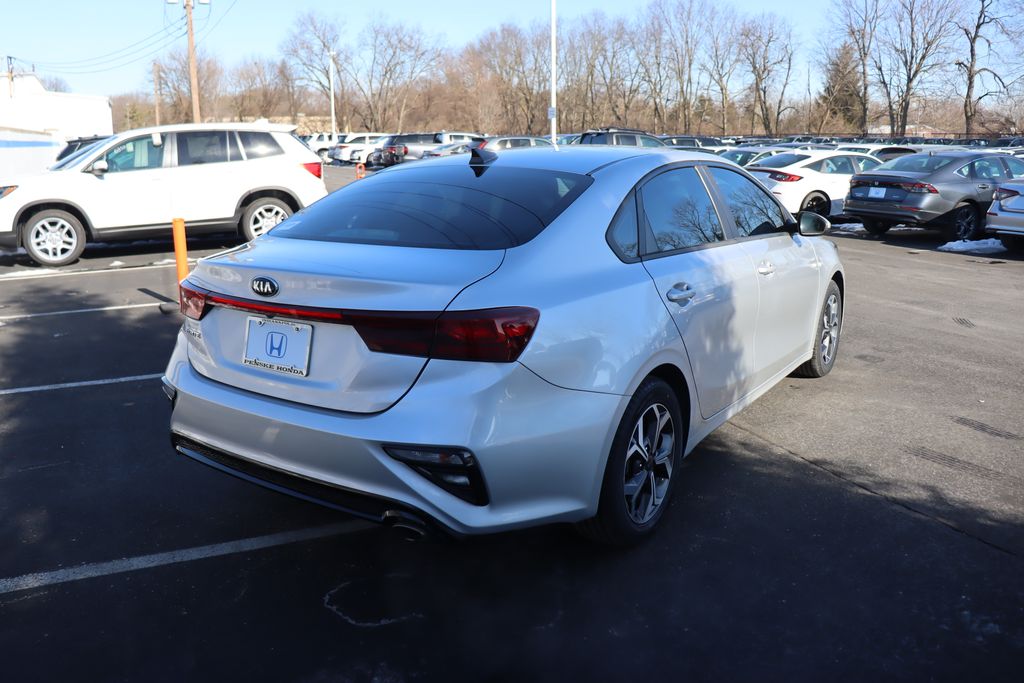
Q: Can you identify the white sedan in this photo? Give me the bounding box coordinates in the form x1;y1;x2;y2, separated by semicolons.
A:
747;150;882;216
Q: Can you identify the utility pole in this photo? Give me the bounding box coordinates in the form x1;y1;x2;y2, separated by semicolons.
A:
329;50;337;137
549;0;557;144
184;0;201;122
153;62;162;126
7;55;14;98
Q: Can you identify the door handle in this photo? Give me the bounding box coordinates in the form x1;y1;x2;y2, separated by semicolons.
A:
757;262;776;276
666;284;695;304
977;183;991;190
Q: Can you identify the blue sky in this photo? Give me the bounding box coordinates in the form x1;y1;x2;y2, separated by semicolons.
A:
3;0;826;96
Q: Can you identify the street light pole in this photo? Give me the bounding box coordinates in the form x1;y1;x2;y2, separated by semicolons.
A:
329;51;337;137
184;0;201;122
550;0;557;144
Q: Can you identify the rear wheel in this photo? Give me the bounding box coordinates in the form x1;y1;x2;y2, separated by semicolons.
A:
577;377;684;545
792;280;842;378
241;197;292;241
944;202;981;242
801;192;830;217
22;209;86;267
861;218;890;236
318;149;330;162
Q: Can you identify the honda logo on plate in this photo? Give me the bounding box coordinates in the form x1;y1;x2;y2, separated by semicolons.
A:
265;332;287;358
251;276;279;297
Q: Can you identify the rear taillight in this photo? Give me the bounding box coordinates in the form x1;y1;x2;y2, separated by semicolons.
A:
179;285;540;363
900;182;937;193
477;140;488;148
769;172;803;182
302;162;322;178
179;281;209;320
994;187;1019;201
403;146;408;155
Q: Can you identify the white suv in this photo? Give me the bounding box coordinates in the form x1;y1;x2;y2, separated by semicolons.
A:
0;123;327;266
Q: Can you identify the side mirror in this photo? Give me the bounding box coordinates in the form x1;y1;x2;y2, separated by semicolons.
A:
151;132;163;147
796;211;830;236
90;159;109;175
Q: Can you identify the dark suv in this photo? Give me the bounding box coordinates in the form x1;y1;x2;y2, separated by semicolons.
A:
576;128;665;147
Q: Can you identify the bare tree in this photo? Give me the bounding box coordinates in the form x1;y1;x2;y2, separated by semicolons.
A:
703;6;743;135
873;0;957;136
158;47;224;123
282;12;351;129
663;0;706;133
956;0;1010;135
740;14;795;135
836;0;883;135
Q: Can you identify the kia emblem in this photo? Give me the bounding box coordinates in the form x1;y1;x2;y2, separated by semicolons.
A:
251;276;279;298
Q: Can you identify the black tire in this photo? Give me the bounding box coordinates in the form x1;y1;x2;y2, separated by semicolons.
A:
792;280;842;378
861;218;890;236
240;197;292;242
801;192;830;217
317;149;330;162
944;202;982;242
21;208;87;267
577;377;685;545
999;234;1024;251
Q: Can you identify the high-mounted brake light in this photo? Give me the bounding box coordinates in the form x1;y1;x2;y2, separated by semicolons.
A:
769;172;803;182
994;187;1019;202
302;162;322;178
178;283;540;363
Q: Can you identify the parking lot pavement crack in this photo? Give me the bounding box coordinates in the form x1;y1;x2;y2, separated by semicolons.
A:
726;421;1020;559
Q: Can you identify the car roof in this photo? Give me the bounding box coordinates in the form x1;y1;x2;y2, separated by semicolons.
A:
110;122;297;138
375;145;722;176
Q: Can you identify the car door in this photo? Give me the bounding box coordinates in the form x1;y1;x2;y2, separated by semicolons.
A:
704;165;821;387
637;165;761;418
168;130;245;223
817;155;858;214
83;133;172;231
968;157;1006;207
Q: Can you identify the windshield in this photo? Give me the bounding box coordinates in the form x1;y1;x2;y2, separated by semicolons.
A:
750;153;810;169
876;155;958;173
272;165;593;250
50;137;111;170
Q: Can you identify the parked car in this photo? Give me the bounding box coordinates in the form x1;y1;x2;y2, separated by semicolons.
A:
55;135;110;162
421;142;473;159
747;150;882;216
0;123;327;266
835;144;916;161
390;132;485;160
843;151;1024;240
477;136;554;150
326;133;387;164
660;135;727;151
557;133;581;145
305;132;344;161
345;134;393;165
719;146;789;167
983;177;1024;249
373;135;408;167
165;146;845;542
577;128;666;147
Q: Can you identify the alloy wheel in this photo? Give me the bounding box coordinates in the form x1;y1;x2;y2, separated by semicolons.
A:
248;205;289;237
29;217;78;263
820;293;840;365
622;403;675;525
954;206;977;240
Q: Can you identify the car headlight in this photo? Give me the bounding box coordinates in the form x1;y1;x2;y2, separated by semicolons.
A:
0;186;16;199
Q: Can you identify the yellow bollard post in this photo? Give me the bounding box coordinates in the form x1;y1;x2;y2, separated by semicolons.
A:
172;217;188;283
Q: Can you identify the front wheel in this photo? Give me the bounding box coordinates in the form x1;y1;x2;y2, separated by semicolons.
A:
577;377;684;545
861;218;890;236
792;280;842;378
241;198;292;241
22;209;86;266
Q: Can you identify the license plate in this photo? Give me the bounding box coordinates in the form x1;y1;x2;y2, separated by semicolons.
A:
868;187;887;199
242;317;313;377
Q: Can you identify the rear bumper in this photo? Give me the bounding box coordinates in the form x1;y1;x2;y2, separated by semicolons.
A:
843;198;953;225
164;331;627;535
985;210;1024;236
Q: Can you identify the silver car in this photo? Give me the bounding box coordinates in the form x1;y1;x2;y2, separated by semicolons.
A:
164;147;845;543
985;178;1024;248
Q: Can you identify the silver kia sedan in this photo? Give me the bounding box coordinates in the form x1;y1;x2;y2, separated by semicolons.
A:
164;146;845;543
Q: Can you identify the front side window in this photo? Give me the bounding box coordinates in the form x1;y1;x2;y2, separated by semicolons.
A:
615;134;638;146
970;158;1007;181
707;166;787;237
640;167;723;253
508;138;531;148
103;136;164;173
640;136;665;147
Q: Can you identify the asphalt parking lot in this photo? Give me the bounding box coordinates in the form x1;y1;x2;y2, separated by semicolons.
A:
0;170;1021;680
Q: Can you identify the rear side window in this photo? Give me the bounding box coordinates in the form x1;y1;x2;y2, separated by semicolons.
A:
1004;156;1024;178
238;131;283;159
272;165;593;250
616;134;638;146
640;167;723;253
707;167;787;237
607;192;639;260
852;156;881;172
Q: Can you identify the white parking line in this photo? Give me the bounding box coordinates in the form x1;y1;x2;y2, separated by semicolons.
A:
0;302;163;322
0;263;178;282
0;521;371;595
0;373;163;396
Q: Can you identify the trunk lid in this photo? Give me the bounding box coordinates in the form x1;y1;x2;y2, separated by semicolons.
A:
848;171;931;203
183;236;504;413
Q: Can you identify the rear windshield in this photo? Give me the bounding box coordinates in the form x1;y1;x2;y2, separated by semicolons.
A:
750;153;810;168
721;150;757;165
272;165;594;250
876;155;957;172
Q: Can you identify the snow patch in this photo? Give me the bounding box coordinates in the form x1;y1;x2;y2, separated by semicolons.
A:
0;268;60;279
937;238;1007;254
831;222;865;233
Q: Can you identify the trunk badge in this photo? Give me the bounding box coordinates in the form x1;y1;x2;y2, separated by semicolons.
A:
251;276;279;298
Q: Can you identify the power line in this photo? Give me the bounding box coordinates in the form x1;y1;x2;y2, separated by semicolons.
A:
18;18;186;69
15;24;189;76
196;0;240;48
